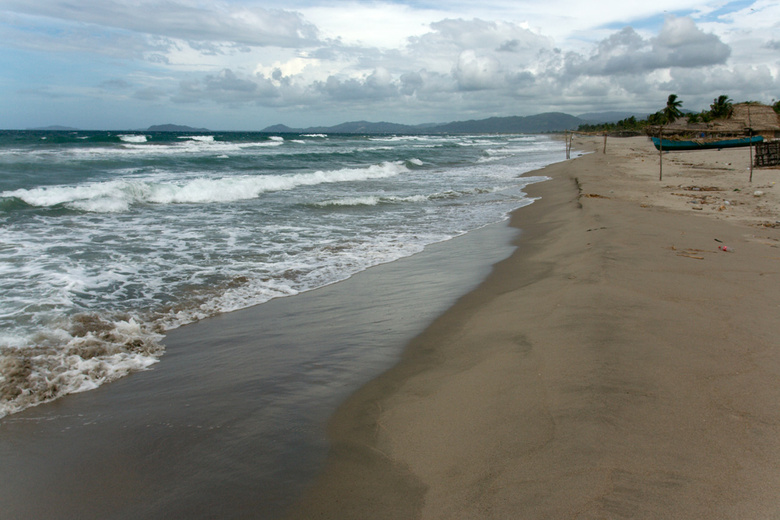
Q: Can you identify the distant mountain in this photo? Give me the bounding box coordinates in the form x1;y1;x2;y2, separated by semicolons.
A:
577;111;651;123
432;113;582;133
29;125;79;131
265;120;429;134
262;113;584;134
147;124;210;132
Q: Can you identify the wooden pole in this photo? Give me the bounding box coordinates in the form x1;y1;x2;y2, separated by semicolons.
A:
603;132;607;154
749;129;754;183
748;106;754;183
659;128;663;181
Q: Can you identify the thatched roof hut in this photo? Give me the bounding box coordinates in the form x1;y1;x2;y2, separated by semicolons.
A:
649;103;780;140
724;103;780;139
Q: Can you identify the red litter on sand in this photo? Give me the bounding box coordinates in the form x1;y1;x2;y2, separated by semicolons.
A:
718;245;733;252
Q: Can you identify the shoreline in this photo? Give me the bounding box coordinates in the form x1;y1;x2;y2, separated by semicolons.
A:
289;136;780;518
0;186;528;519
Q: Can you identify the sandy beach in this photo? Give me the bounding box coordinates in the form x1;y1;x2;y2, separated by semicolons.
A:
290;136;780;519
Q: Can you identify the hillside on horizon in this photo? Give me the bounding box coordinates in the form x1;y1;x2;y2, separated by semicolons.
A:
26;111;639;134
263;112;587;134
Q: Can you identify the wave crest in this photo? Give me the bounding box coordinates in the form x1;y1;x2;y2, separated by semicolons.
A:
0;314;163;419
2;161;410;213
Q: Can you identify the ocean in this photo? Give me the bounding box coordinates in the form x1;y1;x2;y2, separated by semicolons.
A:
0;130;560;419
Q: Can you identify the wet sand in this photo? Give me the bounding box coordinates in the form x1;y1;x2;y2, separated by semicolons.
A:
290;136;780;519
0;203;521;519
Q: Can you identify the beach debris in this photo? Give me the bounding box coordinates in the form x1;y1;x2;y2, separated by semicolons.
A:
581;193;610;199
669;245;708;259
718;245;733;252
753;190;764;197
682;186;722;192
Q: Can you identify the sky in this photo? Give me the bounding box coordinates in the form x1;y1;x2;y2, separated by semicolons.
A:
1;0;778;130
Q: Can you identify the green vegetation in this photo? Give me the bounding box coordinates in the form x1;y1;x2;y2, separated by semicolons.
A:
577;115;647;134
663;94;684;123
709;95;733;119
578;94;777;133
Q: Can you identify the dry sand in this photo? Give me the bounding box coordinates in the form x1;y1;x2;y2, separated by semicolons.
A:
289;136;780;519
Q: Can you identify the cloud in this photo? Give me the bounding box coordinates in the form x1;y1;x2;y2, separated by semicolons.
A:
653;16;731;67
172;69;278;105
315;67;399;101
150;14;746;118
1;0;320;48
134;87;167;101
454;50;503;91
2;1;776;129
564;16;730;77
661;64;779;98
100;79;133;90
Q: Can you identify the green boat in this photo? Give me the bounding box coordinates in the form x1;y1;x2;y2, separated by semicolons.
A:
651;135;764;151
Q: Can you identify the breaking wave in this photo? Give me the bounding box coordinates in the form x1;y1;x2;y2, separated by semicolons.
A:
0;314;163;419
2;161;410;213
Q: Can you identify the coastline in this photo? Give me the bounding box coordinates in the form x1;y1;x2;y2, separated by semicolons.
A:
0;186;525;519
289;136;780;518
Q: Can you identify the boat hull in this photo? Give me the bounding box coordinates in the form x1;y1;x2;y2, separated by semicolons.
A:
651;135;764;151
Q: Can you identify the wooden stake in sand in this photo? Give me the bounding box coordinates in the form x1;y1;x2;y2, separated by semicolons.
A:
749;129;754;183
748;106;754;183
658;128;663;181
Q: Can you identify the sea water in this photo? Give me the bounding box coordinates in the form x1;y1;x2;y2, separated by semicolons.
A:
0;130;560;418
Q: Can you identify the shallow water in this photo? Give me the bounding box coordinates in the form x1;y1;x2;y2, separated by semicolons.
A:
0;217;524;519
0;130;559;417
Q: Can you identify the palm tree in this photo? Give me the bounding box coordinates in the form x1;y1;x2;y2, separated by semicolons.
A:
662;94;684;124
710;95;733;119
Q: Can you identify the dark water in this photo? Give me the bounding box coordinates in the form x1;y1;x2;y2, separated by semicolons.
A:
0;216;526;519
0;130;559;418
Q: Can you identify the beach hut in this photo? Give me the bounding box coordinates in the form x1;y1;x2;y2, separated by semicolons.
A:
648;103;780;141
713;103;780;140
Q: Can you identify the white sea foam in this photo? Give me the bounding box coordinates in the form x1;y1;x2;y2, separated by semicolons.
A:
315;194;429;207
0;132;564;419
3;161;410;212
178;135;215;143
119;134;148;143
0;316;163;419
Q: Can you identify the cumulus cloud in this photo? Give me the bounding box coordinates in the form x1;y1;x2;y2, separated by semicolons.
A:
564;16;730;77
653;16;731;67
147;14;749;118
4;0;776;128
172;69;278;105
454;50;503;90
315;68;399;101
765;40;780;51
